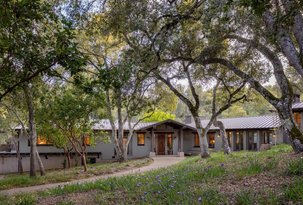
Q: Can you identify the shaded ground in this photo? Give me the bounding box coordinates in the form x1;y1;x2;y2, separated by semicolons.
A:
1;145;303;205
0;158;152;191
0;156;184;195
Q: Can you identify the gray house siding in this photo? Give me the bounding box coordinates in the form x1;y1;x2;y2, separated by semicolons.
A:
132;132;151;158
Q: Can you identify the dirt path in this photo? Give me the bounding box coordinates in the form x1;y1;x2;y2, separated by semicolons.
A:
0;156;185;195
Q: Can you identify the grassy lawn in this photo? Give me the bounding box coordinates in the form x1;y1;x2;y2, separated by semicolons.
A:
0;158;152;191
1;144;303;205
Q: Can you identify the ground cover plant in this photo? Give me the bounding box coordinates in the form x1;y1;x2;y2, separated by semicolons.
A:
1;144;302;205
0;158;152;190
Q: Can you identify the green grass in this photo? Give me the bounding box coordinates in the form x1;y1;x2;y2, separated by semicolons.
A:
283;178;303;203
1;144;301;205
286;157;303;176
0;158;152;190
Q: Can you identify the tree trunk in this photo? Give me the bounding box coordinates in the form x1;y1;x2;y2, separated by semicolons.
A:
36;150;45;176
116;89;124;161
122;146;128;161
81;154;87;172
15;138;23;174
24;83;38;177
194;116;209;158
66;151;71;169
214;120;231;154
277;107;303;152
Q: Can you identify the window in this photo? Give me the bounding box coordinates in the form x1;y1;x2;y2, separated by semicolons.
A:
83;135;90;146
194;133;200;147
37;136;52;146
294;112;301;128
208;133;215;148
137;133;145;146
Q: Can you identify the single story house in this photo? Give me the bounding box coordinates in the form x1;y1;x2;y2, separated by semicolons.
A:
0;96;302;174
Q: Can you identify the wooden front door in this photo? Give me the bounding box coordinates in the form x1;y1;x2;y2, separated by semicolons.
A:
157;134;165;155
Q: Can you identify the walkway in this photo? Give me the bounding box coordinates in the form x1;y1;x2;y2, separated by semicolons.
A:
1;156;185;195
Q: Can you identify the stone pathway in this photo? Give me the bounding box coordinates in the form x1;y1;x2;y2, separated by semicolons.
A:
0;156;185;195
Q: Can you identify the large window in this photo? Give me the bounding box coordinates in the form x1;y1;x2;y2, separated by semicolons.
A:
137;133;145;146
37;136;52;146
194;133;200;147
294;112;302;128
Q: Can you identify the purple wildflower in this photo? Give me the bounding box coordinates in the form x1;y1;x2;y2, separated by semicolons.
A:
198;196;202;202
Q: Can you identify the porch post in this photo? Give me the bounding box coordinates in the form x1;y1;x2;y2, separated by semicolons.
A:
257;130;262;151
149;127;156;157
243;131;248;150
178;128;184;157
230;131;237;151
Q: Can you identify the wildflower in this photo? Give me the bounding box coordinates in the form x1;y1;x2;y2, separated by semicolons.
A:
144;192;148;195
198;196;202;202
140;196;147;202
169;185;174;188
157;191;161;194
220;163;224;167
137;182;142;187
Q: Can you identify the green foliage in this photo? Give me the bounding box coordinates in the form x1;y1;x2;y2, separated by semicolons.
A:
13;193;36;205
0;0;86;99
0;158;151;191
283;178;303;203
286;158;303;176
235;191;255;205
221;105;247;118
237;0;271;16
36;84;103;150
143;110;176;122
2;144;300;205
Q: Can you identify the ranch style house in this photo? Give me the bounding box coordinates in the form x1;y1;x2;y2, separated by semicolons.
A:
0;95;302;174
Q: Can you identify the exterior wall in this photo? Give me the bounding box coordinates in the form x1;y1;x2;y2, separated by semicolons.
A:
132;132;151;158
213;129;285;152
214;131;222;151
18;132;117;160
0;153;111;174
183;130;200;154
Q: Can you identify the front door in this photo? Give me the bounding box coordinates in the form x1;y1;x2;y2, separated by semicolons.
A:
157;134;165;155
